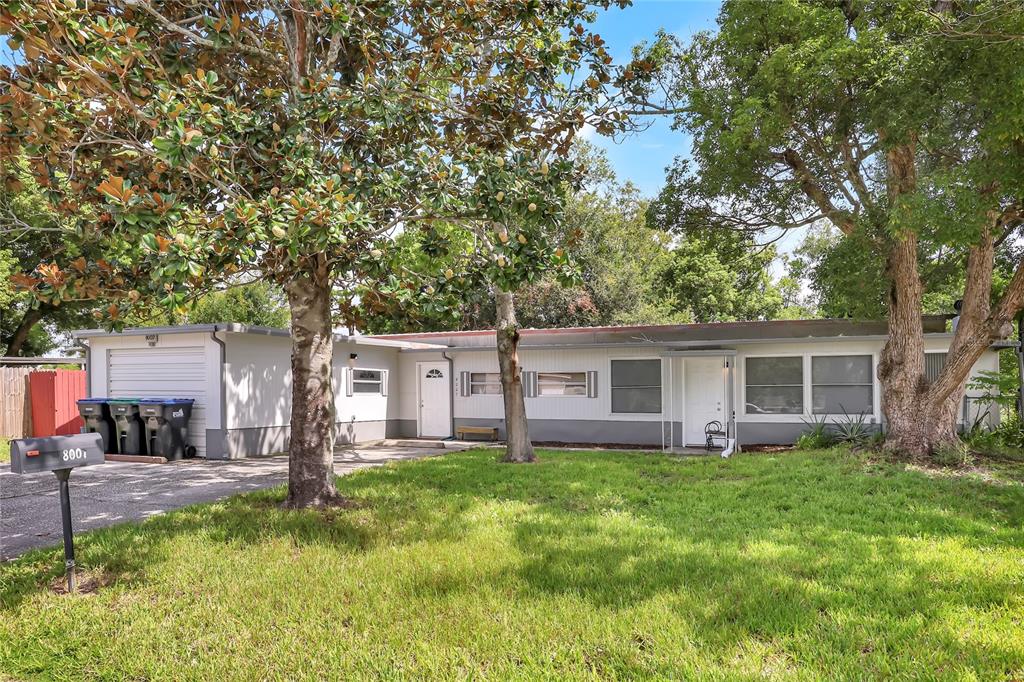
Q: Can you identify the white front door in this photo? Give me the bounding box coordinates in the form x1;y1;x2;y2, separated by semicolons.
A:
684;357;726;446
418;362;452;438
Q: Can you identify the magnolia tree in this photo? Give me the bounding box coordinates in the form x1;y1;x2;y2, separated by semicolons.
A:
637;1;1024;459
0;0;632;503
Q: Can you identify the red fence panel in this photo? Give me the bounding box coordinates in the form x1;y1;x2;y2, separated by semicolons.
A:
29;369;86;437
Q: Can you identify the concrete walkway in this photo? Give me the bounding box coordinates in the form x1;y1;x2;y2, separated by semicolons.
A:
1;443;468;561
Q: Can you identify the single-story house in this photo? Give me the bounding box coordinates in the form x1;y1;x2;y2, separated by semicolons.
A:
72;316;1011;458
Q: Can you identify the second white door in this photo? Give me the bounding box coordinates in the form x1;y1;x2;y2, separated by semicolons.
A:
684;357;726;446
418;362;452;438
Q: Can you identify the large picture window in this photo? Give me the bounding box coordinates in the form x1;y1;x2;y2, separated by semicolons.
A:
470;372;502;395
745;357;803;414
537;371;588;396
812;355;873;415
610;359;661;414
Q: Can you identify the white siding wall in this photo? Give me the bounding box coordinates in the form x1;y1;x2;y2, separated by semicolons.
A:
400;337;1001;430
400;346;676;424
224;334;290;429
732;338;999;426
87;332;220;457
396;351;446;423
332;343;400;425
224;333;399;429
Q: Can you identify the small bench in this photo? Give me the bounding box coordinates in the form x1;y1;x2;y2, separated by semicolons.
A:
456;425;499;442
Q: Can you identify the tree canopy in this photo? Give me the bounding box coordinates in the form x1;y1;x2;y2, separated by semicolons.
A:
640;0;1024;457
0;0;639;501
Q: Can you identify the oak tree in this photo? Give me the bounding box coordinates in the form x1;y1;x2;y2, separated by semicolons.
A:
644;0;1024;458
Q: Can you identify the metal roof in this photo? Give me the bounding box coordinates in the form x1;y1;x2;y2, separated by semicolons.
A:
71;323;441;350
0;356;86;365
374;316;956;349
72;316;1018;353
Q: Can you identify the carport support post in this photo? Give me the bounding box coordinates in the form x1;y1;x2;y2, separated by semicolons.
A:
54;468;76;593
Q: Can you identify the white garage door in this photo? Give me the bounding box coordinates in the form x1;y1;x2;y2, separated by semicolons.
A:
107;347;209;457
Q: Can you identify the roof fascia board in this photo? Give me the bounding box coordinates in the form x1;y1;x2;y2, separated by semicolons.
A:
661;349;739;357
398;333;963;353
71;324;433;350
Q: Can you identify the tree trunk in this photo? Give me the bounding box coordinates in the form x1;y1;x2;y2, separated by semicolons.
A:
495;290;535;463
877;142;957;459
4;306;47;356
881;212;1023;459
878;230;936;458
284;265;342;508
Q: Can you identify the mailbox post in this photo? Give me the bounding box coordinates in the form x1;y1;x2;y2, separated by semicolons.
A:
9;433;106;592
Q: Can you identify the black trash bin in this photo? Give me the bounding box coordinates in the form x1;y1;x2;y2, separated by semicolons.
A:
108;398;146;455
77;398;115;454
140;399;196;461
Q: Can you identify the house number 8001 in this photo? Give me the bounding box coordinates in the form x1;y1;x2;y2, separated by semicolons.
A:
61;448;88;462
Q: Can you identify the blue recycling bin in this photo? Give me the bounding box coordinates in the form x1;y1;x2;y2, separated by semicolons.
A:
139;399;196;460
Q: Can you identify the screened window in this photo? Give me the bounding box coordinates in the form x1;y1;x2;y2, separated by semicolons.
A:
610;359;661;413
745;357;803;414
812;355;872;415
470;372;502;395
353;369;383;394
538;372;587;396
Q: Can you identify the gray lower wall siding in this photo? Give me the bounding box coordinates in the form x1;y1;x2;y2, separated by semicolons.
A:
735;422;806;446
205;419;402;459
454;418;675;446
205;418;853;456
453;418;811;447
736;421;886;445
395;419;418;438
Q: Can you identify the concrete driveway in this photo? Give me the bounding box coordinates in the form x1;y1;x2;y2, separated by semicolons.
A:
1;443;466;561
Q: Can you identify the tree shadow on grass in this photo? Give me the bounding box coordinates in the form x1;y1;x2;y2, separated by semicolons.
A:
352;449;1024;673
0;475;477;610
506;509;1023;676
1;448;1022;675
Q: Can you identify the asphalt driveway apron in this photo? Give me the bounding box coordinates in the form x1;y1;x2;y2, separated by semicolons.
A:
0;444;455;561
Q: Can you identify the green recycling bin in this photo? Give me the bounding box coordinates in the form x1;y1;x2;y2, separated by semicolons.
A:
77;398;115;454
107;398;147;455
139;399;196;460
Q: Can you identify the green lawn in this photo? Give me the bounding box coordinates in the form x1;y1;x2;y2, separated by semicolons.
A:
1;448;1022;680
0;438;8;463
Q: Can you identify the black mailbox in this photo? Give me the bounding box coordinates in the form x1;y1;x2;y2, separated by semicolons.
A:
9;433;106;475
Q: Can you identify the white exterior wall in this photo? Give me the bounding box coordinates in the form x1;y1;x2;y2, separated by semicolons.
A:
396;351;445;424
452;346;672;423
732;337;998;426
332;342;400;427
224;333;400;430
85;331;221;458
399;336;1001;444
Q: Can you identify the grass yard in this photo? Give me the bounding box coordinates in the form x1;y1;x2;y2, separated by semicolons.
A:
0;438;7;463
1;448;1022;680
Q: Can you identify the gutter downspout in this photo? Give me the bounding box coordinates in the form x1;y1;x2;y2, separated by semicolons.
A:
211;328;228;459
442;350;455;440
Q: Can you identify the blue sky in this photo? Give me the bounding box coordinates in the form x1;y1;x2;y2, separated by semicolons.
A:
585;0;723;197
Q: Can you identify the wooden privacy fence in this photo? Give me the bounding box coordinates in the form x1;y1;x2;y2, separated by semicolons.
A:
0;367;32;439
0;367;86;439
29;369;86;437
